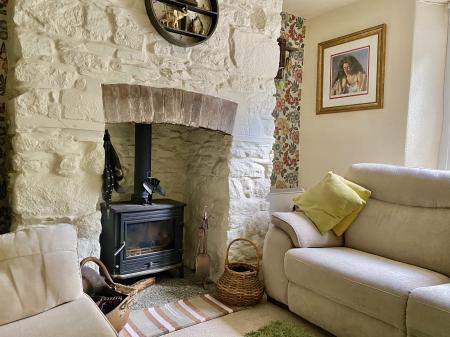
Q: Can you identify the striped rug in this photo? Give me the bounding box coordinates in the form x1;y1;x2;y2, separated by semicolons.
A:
120;294;234;337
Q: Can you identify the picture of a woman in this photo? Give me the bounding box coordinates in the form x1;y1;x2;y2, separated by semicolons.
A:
317;25;385;114
331;54;368;97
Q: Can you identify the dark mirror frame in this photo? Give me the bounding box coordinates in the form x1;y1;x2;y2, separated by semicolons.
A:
145;0;219;47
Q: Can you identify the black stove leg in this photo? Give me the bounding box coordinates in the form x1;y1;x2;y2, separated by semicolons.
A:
178;265;185;278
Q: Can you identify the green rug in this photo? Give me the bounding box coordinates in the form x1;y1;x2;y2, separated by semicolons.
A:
244;320;316;337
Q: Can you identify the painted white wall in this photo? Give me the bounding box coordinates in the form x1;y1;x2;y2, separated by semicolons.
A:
283;0;358;19
300;0;417;188
406;2;449;168
267;189;303;212
439;6;450;169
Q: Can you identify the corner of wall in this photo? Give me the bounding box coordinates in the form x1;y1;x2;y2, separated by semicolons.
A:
0;0;10;234
438;6;450;169
405;1;449;168
271;12;306;190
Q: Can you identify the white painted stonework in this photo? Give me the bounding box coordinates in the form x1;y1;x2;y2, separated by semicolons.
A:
8;0;282;280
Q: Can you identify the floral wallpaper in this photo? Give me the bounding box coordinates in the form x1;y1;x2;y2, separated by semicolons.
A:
0;0;9;234
271;12;306;189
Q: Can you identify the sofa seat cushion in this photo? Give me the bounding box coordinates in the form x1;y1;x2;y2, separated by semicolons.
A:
406;284;450;337
285;247;449;330
0;294;117;337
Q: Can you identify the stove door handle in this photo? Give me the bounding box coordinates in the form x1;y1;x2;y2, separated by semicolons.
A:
114;241;126;256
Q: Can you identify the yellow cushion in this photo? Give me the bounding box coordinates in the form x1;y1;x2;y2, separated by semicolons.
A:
293;172;366;234
332;175;371;236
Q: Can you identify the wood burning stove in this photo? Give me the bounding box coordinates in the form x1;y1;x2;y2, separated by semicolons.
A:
100;123;185;279
100;200;185;279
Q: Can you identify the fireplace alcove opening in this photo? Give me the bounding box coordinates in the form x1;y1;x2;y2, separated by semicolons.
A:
104;122;233;279
100;84;238;280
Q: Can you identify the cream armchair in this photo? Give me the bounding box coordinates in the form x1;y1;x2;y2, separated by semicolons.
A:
263;164;450;337
0;224;118;337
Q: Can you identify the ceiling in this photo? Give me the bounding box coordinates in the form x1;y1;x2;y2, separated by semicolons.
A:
283;0;360;19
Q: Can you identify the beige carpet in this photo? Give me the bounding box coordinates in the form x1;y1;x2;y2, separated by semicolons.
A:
163;300;333;337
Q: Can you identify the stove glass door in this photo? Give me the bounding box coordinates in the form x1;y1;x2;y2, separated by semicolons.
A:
125;219;175;257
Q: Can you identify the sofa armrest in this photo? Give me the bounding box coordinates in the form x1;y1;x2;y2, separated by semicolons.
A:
272;212;343;248
407;284;450;337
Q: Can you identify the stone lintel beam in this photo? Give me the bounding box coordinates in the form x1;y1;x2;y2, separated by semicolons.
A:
102;84;238;135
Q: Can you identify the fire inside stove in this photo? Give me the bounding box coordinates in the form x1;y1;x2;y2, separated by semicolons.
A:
125;220;174;257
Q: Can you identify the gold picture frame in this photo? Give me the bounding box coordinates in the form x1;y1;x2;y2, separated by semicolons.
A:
317;24;386;114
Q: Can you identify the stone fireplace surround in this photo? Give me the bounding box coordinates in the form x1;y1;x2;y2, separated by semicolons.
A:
104;84;237;278
7;0;282;280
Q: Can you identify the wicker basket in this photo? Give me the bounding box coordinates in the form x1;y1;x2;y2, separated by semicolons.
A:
80;257;154;332
216;238;264;306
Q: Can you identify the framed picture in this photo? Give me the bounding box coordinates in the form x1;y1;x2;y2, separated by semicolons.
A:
317;24;386;114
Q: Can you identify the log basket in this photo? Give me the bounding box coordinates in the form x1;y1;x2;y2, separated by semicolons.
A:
80;257;154;332
216;238;264;306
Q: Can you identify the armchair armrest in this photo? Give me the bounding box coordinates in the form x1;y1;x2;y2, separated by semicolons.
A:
271;212;343;248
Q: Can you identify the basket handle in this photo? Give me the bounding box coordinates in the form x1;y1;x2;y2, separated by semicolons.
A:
225;238;260;272
119;292;137;310
80;256;115;287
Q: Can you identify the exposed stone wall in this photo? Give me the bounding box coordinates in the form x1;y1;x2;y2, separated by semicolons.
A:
8;0;281;279
0;0;9;234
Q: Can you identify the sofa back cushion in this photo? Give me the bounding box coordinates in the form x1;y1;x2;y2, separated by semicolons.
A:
344;164;450;277
346;163;450;208
0;224;83;326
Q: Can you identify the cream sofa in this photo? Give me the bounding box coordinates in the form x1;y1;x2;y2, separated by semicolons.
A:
0;224;118;337
263;163;450;337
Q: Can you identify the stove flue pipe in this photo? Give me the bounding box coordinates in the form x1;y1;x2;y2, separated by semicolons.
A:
131;123;152;204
